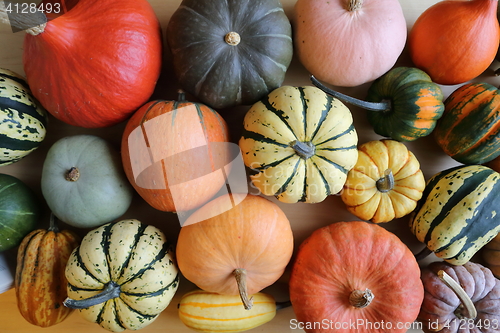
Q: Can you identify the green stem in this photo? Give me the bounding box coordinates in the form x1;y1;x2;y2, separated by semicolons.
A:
376;169;395;193
63;281;121;309
290;140;315;159
310;75;391;112
414;247;433;261
275;300;292;310
47;213;59;233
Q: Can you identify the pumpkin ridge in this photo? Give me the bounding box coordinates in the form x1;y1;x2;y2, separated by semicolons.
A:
314;124;356;147
309;94;334;142
121;241;172;285
240;128;289;149
115;223;149;282
75;243;107;285
260;96;298;141
308;158;332;196
249;153;295;171
273;158;302;196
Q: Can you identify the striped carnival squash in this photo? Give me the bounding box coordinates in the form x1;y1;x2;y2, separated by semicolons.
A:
64;219;179;332
166;0;293;109
15;214;80;327
239;85;358;204
121;93;231;213
409;165;500;265
312;67;445;142
434;82;500;165
341;139;426;223
178;289;285;333
0;173;41;252
0;68;48;166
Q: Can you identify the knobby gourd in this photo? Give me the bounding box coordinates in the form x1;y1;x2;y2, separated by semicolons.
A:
121;93;231;213
239;85;358;204
419;261;500;333
289;221;424;333
0;68;47;166
64;219;179;332
293;0;407;87
341;139;426;223
176;194;294;311
410;165;500;265
408;0;500;85
312;67;445;142
15;213;80;327
166;0;293;109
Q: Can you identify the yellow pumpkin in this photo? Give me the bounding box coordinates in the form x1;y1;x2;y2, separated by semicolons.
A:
178;289;283;333
340;139;426;223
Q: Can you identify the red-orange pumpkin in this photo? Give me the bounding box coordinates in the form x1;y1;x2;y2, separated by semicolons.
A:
176;194;294;310
408;0;500;85
22;0;162;128
289;221;424;333
121;95;231;213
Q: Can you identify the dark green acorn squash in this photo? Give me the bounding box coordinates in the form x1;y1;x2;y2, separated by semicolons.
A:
434;82;500;165
0;68;48;166
0;173;41;252
409;165;500;265
312;67;445;142
166;0;293;110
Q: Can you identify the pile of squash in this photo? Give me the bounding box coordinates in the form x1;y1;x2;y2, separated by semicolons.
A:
1;0;500;332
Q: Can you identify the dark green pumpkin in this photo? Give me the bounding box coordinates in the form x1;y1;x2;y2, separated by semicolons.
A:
312;67;445;142
409;165;500;265
166;0;293;110
0;68;48;166
434;82;500;165
0;173;41;252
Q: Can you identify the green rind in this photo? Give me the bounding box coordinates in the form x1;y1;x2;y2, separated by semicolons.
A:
434;82;500;165
409;165;500;265
366;67;445;142
0;173;40;252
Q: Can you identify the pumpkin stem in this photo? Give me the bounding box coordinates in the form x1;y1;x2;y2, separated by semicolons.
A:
0;1;47;35
233;268;254;310
291;140;316;159
65;167;80;182
63;281;121;309
349;289;374;308
376;169;394;193
225;32;241;46
177;89;186;102
48;212;60;233
347;0;363;11
414;246;433;261
311;75;391;112
275;300;292;310
437;270;477;320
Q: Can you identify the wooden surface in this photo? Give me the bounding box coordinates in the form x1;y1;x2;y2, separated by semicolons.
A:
0;0;498;332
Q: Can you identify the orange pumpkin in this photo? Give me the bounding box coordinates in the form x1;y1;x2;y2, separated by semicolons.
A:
408;0;500;85
121;94;231;213
293;0;407;87
289;221;424;333
176;194;294;310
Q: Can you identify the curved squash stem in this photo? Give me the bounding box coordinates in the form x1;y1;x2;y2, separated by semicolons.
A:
414;246;433;261
63;281;121;309
0;1;46;35
438;270;477;320
310;75;391;112
275;300;292;310
48;212;60;233
290;140;315;159
349;289;374;308
233;268;254;310
376;169;395;193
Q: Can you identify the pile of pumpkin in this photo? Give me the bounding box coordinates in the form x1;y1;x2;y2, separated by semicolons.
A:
1;0;500;332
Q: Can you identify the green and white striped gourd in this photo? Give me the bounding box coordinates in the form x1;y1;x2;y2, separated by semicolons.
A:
239;85;358;204
0;68;48;166
64;219;179;332
409;165;500;265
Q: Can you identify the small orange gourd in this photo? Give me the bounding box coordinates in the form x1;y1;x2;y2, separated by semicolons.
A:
408;0;500;85
176;194;294;310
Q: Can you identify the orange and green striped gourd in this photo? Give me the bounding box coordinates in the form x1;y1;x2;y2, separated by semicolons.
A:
312;67;445;142
434;82;500;165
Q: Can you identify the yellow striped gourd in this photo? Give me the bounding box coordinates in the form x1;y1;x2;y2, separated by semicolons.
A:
178;289;281;333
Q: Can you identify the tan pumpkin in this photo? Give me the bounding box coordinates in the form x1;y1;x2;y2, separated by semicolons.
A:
176;194;294;310
341;139;426;223
482;233;500;278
